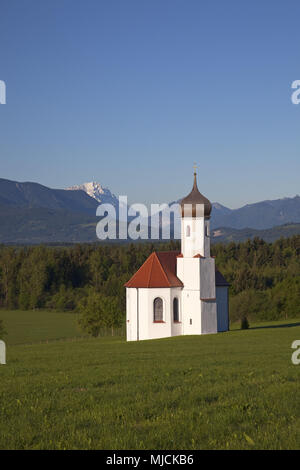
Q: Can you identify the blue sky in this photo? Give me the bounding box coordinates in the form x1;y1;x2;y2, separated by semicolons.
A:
0;0;299;208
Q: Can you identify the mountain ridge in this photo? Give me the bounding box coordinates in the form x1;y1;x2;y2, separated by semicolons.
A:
0;178;299;243
0;178;99;214
210;195;300;229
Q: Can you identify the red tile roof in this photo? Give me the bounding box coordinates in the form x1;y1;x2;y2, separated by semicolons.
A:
125;251;229;288
124;251;183;288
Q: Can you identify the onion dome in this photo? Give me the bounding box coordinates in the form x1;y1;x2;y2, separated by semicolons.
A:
180;171;212;218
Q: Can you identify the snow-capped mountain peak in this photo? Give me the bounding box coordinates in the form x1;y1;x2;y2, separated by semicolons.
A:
66;181;118;205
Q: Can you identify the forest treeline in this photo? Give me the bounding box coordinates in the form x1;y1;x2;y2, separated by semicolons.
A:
0;236;299;334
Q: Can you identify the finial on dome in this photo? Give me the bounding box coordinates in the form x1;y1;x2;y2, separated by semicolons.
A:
193;162;197;189
180;167;212;218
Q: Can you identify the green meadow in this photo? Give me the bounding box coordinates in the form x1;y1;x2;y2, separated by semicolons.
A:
0;310;83;345
0;311;300;450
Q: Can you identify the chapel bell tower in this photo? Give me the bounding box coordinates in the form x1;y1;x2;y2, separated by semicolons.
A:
176;168;217;335
180;168;212;258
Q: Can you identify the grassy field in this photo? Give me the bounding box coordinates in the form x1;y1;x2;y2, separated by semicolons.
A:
0;311;300;450
0;310;84;345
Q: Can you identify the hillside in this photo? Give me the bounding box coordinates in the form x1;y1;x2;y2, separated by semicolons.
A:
0;204;98;244
211;223;300;244
0;178;99;214
0;201;299;244
211;196;300;229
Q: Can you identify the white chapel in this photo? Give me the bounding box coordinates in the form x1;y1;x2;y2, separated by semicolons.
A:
125;171;229;341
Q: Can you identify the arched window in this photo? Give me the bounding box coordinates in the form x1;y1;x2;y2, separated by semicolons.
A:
186;225;191;237
173;297;179;322
153;297;163;322
205;224;210;237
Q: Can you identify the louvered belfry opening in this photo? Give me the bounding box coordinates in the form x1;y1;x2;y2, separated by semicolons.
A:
153;297;163;322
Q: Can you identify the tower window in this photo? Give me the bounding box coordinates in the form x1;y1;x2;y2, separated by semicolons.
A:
186;225;191;237
153;297;163;322
173;297;179;322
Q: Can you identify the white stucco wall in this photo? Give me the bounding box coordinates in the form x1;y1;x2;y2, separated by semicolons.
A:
181;215;204;257
216;286;229;332
170;288;183;337
126;288;138;341
177;257;200;290
199;258;216;300
177;253;218;336
201;299;217;334
181;289;202;335
143;288;172;340
177;258;216;299
126;287;183;341
181;211;211;258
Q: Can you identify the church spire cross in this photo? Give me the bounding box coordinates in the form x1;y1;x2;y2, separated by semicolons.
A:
193;162;198;189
